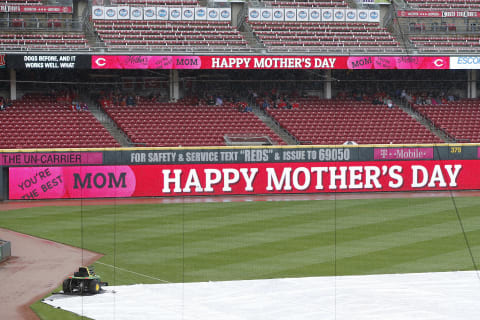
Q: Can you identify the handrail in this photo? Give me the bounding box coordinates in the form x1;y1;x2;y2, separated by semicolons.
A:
236;3;247;30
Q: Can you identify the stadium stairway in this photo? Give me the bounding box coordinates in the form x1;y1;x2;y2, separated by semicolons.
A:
345;0;359;8
252;106;298;145
87;100;133;147
84;17;106;50
393;0;408;7
240;31;265;52
395;98;453;143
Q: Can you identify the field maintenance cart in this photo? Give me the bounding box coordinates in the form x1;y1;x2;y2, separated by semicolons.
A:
62;266;108;295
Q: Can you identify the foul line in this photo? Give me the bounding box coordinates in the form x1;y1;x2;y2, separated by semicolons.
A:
95;261;170;283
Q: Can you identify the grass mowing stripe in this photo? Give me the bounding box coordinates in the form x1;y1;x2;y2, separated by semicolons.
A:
0;198;459;245
163;204;471;270
125;199;465;262
184;215;480;281
371;245;480;275
107;198;459;256
2;197;480;285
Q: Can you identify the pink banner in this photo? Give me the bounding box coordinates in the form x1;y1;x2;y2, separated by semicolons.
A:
8;160;477;200
92;56;202;70
92;56;450;70
10;166;135;200
397;10;480;18
397;11;442;18
0;5;72;13
374;148;434;160
0;152;103;166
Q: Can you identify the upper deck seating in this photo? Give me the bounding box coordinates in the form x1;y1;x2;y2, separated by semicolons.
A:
0;33;90;51
93;20;249;52
249;21;403;53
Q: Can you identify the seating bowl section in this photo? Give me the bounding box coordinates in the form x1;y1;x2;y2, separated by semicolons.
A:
103;103;286;147
266;99;443;145
412;100;480;143
0;96;120;149
249;21;403;53
93;20;249;51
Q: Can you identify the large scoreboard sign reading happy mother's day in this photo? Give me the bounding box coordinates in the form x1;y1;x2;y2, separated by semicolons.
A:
91;56;450;70
9;160;477;200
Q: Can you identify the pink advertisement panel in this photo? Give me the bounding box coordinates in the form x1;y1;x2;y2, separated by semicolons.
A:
91;56;450;70
9;160;479;200
0;152;103;166
0;5;72;13
374;148;434;160
397;10;480;18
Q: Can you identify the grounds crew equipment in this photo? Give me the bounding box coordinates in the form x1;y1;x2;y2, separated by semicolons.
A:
62;266;108;294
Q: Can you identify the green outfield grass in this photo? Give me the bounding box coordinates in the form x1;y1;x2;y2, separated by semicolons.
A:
1;196;480;319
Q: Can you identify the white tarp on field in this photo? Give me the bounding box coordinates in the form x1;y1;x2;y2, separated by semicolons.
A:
44;271;480;320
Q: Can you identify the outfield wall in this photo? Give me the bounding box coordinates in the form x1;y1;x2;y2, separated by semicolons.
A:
2;144;479;200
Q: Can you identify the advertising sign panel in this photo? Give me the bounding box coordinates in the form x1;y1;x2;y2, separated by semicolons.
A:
104;7;117;20
91;55;450;70
182;7;195;21
297;9;309;22
207;8;220;21
397;10;480;18
357;9;369;22
143;7;156;20
321;9;334;21
273;8;285;21
0;152;103;166
130;7;143;20
117;6;130;20
309;9;321;22
345;9;357;22
260;8;273;21
92;6;105;19
0;5;72;13
369;10;380;22
169;7;182;20
248;8;261;21
333;9;345;22
157;7;169;20
9;160;475;200
284;8;297;22
9;55;91;69
219;8;232;21
450;57;480;70
195;7;207;20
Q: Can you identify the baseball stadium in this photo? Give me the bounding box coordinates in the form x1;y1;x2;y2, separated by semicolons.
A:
1;0;480;319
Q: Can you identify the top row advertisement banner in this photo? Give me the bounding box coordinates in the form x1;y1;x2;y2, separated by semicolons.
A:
397;10;480;18
0;5;72;13
92;6;231;21
248;8;380;23
91;56;450;70
5;55;480;70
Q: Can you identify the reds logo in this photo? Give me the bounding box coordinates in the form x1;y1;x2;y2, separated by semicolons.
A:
0;55;5;67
